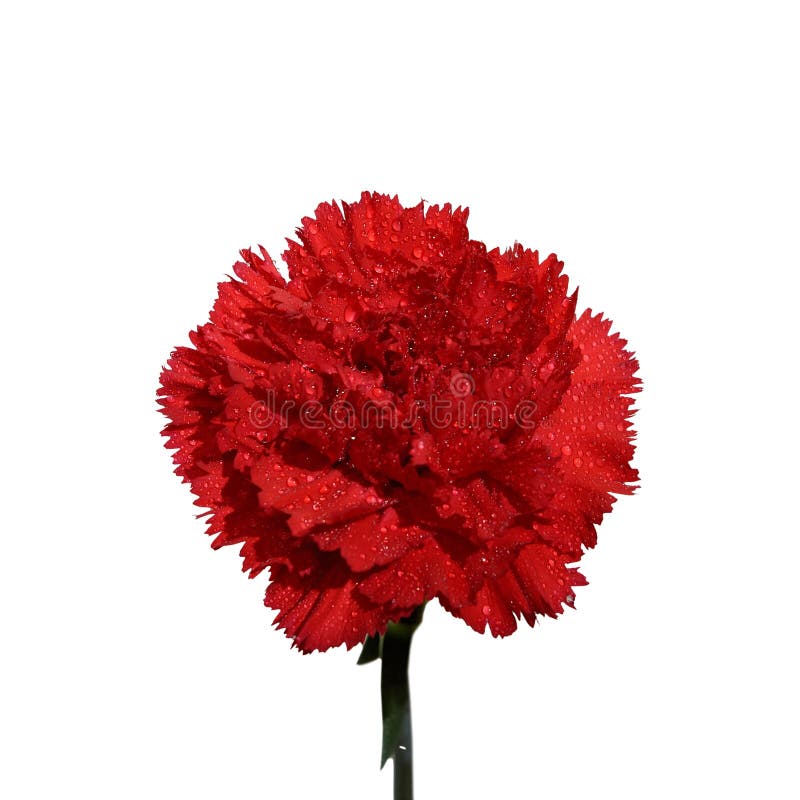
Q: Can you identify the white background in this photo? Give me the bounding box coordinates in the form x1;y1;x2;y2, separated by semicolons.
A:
1;2;798;798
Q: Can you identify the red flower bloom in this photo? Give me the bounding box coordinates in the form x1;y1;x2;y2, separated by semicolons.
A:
158;192;639;653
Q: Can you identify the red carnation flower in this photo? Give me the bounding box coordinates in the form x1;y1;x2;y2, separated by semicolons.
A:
158;192;639;654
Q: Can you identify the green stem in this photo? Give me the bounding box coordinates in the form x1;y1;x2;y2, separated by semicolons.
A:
380;606;424;800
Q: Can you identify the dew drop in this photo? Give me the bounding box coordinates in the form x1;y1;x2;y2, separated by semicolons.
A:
286;476;298;488
561;445;572;457
481;605;492;616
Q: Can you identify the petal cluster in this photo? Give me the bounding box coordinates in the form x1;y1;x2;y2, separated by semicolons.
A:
158;192;639;652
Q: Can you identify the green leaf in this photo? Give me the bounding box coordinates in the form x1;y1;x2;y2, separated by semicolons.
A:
380;695;408;768
357;633;382;665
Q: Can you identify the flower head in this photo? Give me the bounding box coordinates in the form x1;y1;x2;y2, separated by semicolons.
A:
158;192;639;652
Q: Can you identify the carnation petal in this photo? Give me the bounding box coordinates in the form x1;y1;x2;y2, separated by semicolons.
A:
264;562;394;653
533;310;640;550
